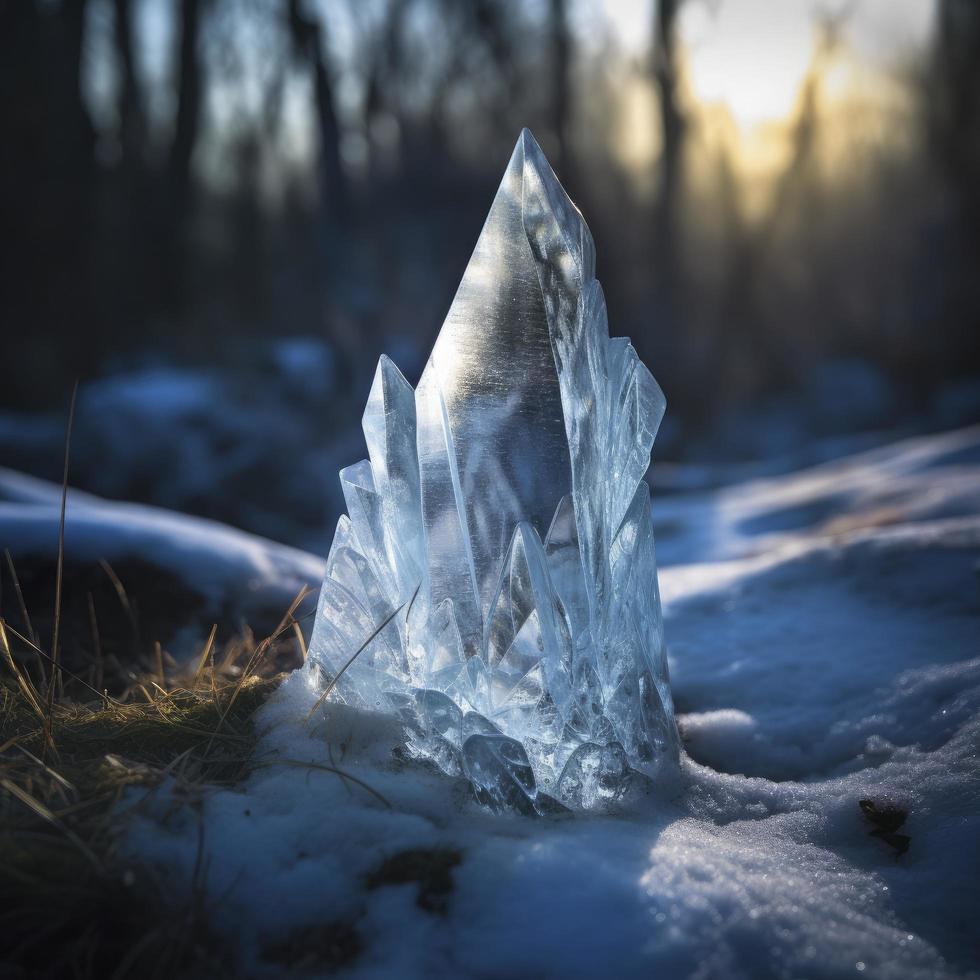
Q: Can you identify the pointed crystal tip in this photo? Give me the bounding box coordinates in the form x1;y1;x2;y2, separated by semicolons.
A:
516;127;552;178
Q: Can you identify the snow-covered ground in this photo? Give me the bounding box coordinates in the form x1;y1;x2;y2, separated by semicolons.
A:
108;424;980;978
0;467;323;659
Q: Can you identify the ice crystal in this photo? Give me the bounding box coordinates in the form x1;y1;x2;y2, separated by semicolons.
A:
309;129;678;811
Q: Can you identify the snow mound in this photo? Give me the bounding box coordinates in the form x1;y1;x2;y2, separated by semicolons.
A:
654;423;980;566
0;467;323;659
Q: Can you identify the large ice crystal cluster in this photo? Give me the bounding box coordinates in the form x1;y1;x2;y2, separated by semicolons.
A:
308;129;678;812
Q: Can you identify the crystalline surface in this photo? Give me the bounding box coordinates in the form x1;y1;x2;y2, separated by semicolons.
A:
557;741;634;810
308;129;678;810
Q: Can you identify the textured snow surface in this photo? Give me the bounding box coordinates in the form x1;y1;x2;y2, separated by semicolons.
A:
125;426;980;978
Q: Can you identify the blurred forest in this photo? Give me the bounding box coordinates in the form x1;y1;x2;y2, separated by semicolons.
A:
0;0;979;538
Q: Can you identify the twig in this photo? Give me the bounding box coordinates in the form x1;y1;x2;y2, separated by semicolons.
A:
252;758;391;808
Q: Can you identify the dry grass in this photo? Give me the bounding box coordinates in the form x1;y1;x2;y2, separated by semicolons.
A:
0;390;326;978
0;584;310;979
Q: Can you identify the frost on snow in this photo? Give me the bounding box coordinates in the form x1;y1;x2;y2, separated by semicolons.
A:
307;129;678;810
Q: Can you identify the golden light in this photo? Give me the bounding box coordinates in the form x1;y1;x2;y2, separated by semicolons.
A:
680;1;816;133
592;0;935;201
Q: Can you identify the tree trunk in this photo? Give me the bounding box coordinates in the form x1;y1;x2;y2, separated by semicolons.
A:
169;0;204;207
653;0;684;276
549;0;571;169
287;0;348;226
112;0;146;170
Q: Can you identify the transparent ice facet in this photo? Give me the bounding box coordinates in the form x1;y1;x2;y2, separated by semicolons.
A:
308;129;679;812
463;733;538;815
557;741;634;810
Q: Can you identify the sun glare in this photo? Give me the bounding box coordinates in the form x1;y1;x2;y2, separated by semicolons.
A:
680;1;815;132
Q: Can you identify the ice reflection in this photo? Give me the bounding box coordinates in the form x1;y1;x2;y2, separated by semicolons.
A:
416;134;573;654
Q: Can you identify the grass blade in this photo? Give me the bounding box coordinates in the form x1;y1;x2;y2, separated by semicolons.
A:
192;625;218;688
48;380;78;710
3;621;120;705
1;619;46;721
3;549;44;683
0;777;102;872
252;758;391;808
206;586;312;750
305;581;420;724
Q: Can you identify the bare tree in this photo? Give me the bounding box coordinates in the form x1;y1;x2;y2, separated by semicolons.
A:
714;10;848;402
651;0;685;319
470;0;520;143
932;0;980;203
287;0;348;225
112;0;146;171
169;0;205;207
549;0;571;168
653;0;686;274
61;0;95;156
930;0;980;372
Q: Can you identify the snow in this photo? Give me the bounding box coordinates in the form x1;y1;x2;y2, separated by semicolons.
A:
0;466;323;654
0;353;359;552
77;425;980;975
653;423;980;566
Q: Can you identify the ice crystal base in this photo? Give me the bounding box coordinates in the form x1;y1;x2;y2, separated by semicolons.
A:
309;130;678;812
